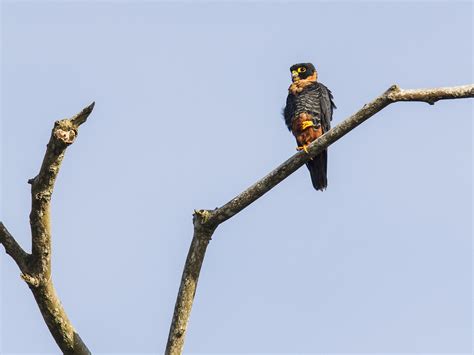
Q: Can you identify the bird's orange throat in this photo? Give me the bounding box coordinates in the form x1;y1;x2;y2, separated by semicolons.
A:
289;72;318;95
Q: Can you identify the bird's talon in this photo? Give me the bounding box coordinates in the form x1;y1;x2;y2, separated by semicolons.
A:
301;121;315;130
296;145;309;154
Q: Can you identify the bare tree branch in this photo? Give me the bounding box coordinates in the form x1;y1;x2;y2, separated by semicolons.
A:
0;222;29;272
28;102;94;280
1;102;95;354
165;84;474;354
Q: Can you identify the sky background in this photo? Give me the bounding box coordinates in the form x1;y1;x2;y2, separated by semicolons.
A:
0;1;472;354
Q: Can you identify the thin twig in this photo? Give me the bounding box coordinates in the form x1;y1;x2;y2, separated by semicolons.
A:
165;84;474;355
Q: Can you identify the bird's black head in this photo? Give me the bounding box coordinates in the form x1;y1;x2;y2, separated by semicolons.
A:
290;63;317;82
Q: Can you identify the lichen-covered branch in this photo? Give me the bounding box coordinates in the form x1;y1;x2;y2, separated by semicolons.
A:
1;102;94;354
166;84;474;355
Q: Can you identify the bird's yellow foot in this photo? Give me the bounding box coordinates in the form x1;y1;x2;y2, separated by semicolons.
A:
296;145;309;153
301;121;315;130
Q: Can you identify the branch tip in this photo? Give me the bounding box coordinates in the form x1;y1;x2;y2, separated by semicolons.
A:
71;101;95;127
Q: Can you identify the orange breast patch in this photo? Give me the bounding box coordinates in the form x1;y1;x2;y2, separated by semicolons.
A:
291;113;323;147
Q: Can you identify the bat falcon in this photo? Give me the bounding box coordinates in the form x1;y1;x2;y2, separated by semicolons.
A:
283;63;336;191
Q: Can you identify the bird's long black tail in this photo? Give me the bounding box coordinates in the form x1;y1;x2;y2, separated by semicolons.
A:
306;149;328;191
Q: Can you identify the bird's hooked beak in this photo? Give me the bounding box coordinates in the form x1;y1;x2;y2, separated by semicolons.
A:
291;70;299;82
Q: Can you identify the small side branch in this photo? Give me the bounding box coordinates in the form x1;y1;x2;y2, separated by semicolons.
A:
2;102;94;355
165;84;474;354
0;222;29;272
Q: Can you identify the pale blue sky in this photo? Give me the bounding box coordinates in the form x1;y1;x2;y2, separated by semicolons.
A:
1;1;472;354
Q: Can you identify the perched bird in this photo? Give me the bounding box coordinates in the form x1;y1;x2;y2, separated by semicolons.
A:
283;63;336;190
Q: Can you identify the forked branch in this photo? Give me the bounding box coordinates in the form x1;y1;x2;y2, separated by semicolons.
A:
165;84;474;354
0;102;95;354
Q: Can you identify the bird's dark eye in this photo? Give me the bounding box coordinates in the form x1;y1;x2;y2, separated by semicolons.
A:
297;67;306;73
